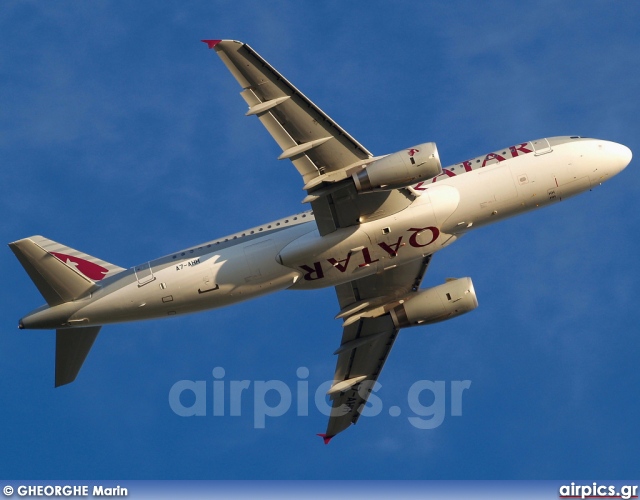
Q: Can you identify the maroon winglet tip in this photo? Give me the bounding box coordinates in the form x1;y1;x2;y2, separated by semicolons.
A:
201;39;222;49
317;433;333;445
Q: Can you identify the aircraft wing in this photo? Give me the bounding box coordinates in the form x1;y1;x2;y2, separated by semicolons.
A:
205;40;414;235
206;39;433;441
320;256;432;442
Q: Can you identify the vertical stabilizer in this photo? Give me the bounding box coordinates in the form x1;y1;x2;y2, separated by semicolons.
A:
8;235;125;306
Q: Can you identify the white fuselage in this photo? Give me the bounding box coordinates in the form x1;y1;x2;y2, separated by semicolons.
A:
20;137;630;330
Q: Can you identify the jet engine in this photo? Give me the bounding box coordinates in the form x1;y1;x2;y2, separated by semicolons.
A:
352;142;442;192
390;277;478;328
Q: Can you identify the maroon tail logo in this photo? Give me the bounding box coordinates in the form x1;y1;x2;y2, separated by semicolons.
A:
51;252;109;281
408;148;420;157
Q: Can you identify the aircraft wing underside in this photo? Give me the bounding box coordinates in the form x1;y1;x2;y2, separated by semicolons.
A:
207;40;414;236
322;255;432;441
206;39;434;441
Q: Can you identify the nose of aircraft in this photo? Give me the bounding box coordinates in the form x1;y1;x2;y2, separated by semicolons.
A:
584;140;631;188
606;141;632;174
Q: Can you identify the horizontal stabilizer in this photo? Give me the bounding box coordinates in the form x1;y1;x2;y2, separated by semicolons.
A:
55;327;101;387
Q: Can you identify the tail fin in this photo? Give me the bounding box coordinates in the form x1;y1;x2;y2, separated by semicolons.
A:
9;236;124;386
56;326;101;387
9;235;125;306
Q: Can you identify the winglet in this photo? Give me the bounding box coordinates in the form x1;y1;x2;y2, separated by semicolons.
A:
316;433;334;445
201;39;222;49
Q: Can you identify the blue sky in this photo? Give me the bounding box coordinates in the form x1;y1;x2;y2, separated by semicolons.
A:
1;1;639;480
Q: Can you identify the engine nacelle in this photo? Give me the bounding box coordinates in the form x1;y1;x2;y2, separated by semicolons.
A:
390;277;478;328
352;142;442;192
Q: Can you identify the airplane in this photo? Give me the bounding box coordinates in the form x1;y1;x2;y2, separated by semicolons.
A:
9;39;631;443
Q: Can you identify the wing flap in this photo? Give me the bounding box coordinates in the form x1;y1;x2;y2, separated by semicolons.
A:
324;315;399;439
321;257;434;441
334;255;432;313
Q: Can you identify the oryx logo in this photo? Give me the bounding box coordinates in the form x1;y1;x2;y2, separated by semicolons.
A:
408;148;420;157
50;252;109;281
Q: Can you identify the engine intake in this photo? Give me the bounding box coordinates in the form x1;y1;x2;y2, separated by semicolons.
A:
352;142;442;192
390;277;478;328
